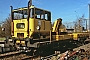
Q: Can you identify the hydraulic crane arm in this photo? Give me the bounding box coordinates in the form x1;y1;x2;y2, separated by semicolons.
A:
52;18;62;33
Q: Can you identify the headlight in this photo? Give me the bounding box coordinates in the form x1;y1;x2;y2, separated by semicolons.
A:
20;25;25;28
9;39;12;41
25;50;28;52
23;47;26;50
17;47;20;49
36;26;41;30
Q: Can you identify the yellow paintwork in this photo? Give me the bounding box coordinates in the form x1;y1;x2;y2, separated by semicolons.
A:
52;19;66;32
12;18;51;38
13;18;34;38
16;40;25;44
52;32;89;41
13;19;28;38
34;19;51;31
52;19;61;32
52;34;72;41
12;5;51;39
73;33;78;40
68;34;73;38
16;40;20;43
12;5;50;13
21;41;25;44
70;32;89;40
12;5;34;12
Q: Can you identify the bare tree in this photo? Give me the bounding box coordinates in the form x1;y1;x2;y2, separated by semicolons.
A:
74;14;85;32
2;15;11;37
0;25;2;37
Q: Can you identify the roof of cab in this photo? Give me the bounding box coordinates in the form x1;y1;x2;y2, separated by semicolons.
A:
12;5;51;13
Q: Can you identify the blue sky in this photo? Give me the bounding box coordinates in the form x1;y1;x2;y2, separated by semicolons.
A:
0;0;90;23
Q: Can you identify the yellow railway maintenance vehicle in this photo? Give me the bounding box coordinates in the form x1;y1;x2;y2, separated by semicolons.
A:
11;6;51;39
10;5;52;48
4;0;89;54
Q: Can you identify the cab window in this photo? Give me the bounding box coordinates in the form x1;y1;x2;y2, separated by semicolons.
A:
35;8;51;21
13;8;34;20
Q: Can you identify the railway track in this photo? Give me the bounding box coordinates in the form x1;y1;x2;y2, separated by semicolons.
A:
0;39;89;60
0;50;36;60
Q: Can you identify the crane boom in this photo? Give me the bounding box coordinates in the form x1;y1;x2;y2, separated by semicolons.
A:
52;18;62;34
